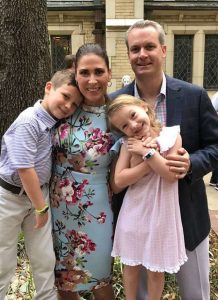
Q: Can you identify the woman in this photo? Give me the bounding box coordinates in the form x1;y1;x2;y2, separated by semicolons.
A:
50;44;115;300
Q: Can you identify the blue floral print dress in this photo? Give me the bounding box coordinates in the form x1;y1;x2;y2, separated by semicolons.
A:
50;103;115;292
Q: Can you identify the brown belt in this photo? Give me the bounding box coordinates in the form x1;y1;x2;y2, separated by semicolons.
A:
0;177;26;195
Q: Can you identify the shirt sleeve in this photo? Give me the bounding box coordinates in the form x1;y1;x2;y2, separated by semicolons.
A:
5;123;39;169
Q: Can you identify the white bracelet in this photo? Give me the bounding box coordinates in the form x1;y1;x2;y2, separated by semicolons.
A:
142;149;156;160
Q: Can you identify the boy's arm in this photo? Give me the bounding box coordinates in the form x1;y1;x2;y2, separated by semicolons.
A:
112;144;151;190
17;168;48;229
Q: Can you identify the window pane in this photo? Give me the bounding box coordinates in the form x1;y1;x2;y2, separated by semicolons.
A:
173;35;193;83
204;35;218;89
50;35;71;73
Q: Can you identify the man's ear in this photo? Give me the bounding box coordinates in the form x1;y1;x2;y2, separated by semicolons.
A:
162;45;167;58
44;81;53;94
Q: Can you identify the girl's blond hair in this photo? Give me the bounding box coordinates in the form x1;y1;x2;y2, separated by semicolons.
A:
107;94;161;134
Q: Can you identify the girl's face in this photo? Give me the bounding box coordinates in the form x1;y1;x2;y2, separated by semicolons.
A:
76;54;111;106
110;104;151;138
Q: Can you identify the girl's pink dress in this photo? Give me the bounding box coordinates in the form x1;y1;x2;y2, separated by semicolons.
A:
112;126;187;273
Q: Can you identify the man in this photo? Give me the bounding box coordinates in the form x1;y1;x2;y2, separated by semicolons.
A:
110;20;218;300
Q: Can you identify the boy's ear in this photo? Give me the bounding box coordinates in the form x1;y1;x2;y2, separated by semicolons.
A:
44;81;53;94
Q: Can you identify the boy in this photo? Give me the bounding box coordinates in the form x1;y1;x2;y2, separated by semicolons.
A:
0;69;83;300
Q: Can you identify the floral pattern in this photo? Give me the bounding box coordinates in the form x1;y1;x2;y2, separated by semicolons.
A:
50;104;115;292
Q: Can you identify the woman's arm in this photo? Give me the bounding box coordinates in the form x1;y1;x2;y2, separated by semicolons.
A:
112;144;151;191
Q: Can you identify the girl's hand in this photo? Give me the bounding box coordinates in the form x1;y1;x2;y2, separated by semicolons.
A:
127;137;148;156
34;212;48;229
142;136;159;150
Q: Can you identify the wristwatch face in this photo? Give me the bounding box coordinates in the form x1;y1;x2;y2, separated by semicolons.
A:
143;149;155;160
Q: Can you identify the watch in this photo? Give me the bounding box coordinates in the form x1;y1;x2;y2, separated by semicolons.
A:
142;148;156;160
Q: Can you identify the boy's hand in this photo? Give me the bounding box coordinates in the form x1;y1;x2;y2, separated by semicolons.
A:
34;212;48;229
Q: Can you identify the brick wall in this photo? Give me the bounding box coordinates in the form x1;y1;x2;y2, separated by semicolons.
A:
115;0;134;19
111;38;134;88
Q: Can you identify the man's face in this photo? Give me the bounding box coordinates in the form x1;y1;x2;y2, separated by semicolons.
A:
127;26;166;79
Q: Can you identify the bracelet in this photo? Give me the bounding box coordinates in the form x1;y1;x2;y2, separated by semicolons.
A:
35;203;49;215
142;149;156;161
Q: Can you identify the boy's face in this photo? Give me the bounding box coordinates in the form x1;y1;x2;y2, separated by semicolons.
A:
43;82;83;119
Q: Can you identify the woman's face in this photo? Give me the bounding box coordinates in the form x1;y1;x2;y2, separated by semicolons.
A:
76;54;111;106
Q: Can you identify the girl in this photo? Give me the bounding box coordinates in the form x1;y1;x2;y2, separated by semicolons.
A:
107;95;187;300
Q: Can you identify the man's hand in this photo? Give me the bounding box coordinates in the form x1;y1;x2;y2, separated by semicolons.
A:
166;147;191;179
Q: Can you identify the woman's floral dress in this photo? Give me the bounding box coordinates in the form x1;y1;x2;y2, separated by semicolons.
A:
50;104;115;292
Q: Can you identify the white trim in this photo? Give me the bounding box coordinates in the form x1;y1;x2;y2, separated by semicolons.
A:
106;19;143;27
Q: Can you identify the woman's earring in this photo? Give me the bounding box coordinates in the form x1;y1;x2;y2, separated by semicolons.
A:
108;81;112;87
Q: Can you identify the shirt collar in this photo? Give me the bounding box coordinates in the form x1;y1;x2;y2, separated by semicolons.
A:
134;72;166;100
34;100;57;129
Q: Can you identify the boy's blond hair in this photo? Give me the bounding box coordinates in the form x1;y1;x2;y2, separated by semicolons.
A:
107;94;161;134
50;69;77;89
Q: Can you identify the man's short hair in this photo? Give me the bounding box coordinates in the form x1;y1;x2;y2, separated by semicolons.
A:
125;19;166;49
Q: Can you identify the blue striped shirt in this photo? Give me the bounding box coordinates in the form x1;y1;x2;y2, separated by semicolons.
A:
0;100;57;186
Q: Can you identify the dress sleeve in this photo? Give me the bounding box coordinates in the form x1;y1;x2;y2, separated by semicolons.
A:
109;137;125;157
156;125;180;154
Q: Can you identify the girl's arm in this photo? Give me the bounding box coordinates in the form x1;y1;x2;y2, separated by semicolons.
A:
145;134;182;182
111;144;151;191
109;158;123;194
128;134;182;182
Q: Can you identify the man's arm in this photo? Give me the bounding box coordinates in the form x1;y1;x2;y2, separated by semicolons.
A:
166;88;218;182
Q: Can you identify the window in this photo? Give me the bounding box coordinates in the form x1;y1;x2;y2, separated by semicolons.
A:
173;35;193;83
50;35;71;73
204;35;218;89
